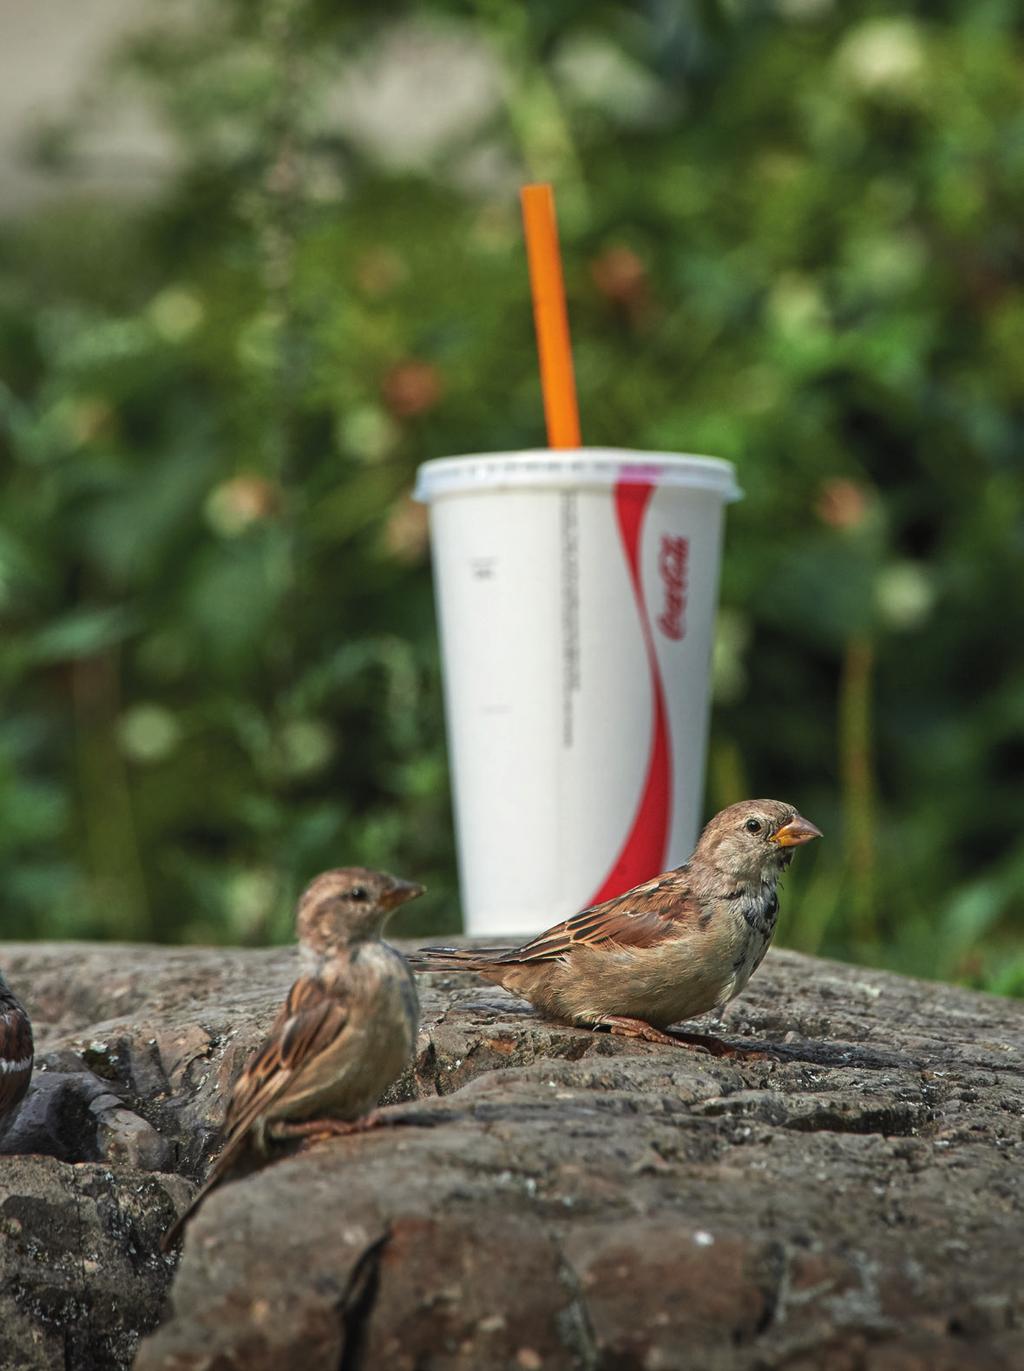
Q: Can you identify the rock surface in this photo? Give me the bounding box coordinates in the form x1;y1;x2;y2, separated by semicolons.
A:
0;939;1021;1370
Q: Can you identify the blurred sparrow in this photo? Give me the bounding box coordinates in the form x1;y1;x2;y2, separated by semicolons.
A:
163;866;422;1248
0;969;33;1130
413;800;820;1048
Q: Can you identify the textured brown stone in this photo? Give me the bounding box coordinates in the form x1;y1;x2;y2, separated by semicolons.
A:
0;940;1020;1370
0;1153;188;1369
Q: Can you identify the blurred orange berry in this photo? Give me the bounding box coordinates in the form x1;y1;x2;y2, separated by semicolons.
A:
381;360;443;418
383;495;429;564
815;477;871;530
590;245;650;319
205;475;282;537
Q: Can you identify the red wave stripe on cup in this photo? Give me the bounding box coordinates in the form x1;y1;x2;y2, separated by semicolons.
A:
587;479;673;904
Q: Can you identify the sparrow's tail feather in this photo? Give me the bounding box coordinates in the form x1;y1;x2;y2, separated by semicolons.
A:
161;1181;210;1253
407;946;514;973
160;1132;252;1252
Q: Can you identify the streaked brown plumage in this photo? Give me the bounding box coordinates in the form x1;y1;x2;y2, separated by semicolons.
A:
412;800;821;1047
0;971;33;1130
163;867;422;1249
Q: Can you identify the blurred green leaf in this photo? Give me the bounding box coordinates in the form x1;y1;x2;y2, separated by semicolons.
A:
0;0;1019;997
27;606;138;663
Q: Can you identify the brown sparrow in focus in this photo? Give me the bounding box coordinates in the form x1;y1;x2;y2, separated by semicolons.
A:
412;800;820;1047
163;867;423;1249
0;969;33;1129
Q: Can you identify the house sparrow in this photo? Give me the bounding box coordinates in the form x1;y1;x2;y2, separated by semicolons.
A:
0;970;33;1130
163;866;423;1249
412;800;821;1048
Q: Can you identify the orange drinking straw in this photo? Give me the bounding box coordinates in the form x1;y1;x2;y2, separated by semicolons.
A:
520;183;582;449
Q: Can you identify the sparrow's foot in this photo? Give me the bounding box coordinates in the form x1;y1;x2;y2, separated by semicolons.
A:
662;1029;766;1059
595;1016;712;1051
594;1017;768;1060
268;1114;376;1142
670;1028;776;1061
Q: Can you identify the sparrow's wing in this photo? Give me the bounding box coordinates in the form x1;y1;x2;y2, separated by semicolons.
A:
258;974;323;1045
163;975;351;1251
0;992;33;1119
220;975;349;1144
501;869;698;965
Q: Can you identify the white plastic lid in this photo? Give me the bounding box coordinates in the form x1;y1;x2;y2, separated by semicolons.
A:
414;448;742;504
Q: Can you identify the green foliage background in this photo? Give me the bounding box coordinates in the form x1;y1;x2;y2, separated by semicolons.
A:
0;1;1021;991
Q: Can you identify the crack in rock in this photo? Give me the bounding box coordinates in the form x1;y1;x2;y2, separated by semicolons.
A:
336;1230;389;1371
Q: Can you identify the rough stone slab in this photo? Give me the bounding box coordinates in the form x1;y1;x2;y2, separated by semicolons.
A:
0;940;1021;1370
0;1153;190;1370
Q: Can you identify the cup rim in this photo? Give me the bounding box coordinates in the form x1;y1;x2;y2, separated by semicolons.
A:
414;448;742;504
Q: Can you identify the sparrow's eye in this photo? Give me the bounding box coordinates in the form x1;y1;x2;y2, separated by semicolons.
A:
744;818;762;834
349;886;368;901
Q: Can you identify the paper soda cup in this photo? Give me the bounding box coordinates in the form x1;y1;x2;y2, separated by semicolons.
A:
414;448;742;936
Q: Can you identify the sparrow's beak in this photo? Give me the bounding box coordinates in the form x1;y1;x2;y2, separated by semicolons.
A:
384;878;425;911
772;814;823;847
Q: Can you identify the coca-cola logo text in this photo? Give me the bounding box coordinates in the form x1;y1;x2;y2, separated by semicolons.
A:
657;535;688;641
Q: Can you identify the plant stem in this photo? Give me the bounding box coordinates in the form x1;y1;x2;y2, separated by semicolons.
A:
839;634;876;942
72;651;149;938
